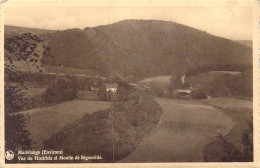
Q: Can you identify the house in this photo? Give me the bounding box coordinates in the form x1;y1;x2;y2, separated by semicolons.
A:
174;89;192;94
173;89;192;97
104;83;118;93
90;86;99;91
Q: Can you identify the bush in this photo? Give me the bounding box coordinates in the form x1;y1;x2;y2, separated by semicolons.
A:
96;84;108;101
190;89;207;99
204;118;253;162
5;114;32;163
115;86;129;101
43;79;77;103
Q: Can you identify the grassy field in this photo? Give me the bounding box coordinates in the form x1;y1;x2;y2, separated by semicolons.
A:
202;97;252;110
23;87;47;98
44;65;101;76
119;98;235;162
186;71;238;89
136;72;240;89
19;99;111;149
137;75;171;88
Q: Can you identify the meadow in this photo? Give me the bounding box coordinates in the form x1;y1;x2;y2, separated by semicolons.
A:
19;100;111;149
137;75;171;88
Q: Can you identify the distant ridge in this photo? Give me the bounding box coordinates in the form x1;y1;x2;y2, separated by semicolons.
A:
4;25;52;37
235;40;252;47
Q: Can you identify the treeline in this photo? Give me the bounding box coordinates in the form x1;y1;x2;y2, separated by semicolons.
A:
43;78;78;103
5;71;102;85
24;76;109;109
186;71;253;99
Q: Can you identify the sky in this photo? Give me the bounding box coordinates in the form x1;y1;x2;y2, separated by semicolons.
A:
3;2;253;40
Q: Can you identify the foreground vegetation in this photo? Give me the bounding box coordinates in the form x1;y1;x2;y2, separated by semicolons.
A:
43;89;163;162
202;98;253;162
4;33;47;163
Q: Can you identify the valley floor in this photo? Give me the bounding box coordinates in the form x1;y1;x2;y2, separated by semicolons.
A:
19;97;251;162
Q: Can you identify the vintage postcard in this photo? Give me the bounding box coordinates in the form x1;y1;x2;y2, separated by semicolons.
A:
0;0;259;167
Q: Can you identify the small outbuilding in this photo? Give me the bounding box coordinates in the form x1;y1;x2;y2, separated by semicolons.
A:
104;83;118;93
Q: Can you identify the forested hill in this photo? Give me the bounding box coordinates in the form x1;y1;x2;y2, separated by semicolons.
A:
5;20;252;80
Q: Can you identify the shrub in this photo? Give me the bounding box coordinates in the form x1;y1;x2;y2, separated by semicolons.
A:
115;86;129;101
204;118;253;162
190;89;207;99
43;79;77;103
96;84;108;101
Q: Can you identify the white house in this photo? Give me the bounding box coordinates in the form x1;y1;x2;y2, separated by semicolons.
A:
105;83;118;93
174;89;192;94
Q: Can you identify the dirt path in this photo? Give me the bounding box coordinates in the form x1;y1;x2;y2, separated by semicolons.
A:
119;98;236;162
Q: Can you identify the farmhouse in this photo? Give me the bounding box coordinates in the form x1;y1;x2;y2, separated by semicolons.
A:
174;89;191;94
105;83;118;93
174;89;192;97
90;86;99;91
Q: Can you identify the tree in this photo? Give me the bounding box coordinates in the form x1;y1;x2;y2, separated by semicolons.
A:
190;89;207;99
116;87;129;101
4;33;47;162
5;114;32;163
43;78;77;103
219;120;253;162
170;70;183;91
206;119;253;162
97;84;107;101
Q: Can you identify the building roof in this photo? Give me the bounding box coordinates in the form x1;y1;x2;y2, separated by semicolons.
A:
104;83;118;89
174;89;191;94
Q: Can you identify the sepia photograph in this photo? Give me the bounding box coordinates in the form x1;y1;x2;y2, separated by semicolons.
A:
2;0;256;165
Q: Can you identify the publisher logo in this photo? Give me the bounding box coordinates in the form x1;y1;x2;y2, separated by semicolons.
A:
5;150;14;160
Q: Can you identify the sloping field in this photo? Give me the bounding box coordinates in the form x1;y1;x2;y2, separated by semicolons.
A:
137;75;171;88
19;100;111;149
43;65;100;76
209;71;241;75
202;97;252;109
119;98;235;162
